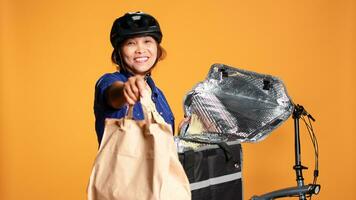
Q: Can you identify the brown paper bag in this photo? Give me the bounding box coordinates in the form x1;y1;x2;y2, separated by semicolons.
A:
87;92;191;200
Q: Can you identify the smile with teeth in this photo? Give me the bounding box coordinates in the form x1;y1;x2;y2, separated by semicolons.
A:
134;56;149;63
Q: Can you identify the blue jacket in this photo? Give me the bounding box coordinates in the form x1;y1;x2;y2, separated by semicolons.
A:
94;71;175;145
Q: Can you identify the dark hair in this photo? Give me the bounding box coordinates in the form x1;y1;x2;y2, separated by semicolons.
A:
111;42;166;71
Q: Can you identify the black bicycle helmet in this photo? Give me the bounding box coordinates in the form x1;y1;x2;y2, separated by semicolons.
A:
110;11;162;48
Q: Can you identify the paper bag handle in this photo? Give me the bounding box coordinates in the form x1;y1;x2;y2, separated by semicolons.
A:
123;87;166;125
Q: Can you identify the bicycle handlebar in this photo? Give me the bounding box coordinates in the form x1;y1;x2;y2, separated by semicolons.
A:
251;184;320;200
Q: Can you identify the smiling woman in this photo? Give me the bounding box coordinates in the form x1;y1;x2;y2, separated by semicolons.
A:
121;36;158;75
93;12;174;145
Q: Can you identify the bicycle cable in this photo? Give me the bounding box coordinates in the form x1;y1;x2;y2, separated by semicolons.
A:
301;114;319;200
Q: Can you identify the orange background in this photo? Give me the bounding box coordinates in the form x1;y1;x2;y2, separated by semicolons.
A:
1;0;355;199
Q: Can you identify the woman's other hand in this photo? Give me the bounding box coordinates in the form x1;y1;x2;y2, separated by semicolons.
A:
178;116;191;135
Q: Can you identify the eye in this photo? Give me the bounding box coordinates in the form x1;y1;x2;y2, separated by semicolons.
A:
144;38;154;43
125;40;135;45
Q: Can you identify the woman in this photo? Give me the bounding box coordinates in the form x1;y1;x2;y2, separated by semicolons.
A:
94;12;175;145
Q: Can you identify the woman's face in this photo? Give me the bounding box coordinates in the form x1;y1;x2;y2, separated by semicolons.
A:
120;36;158;75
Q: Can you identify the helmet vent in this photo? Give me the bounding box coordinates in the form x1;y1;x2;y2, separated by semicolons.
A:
132;16;141;20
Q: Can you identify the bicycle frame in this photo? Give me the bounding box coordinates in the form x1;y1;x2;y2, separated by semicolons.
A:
251;104;321;200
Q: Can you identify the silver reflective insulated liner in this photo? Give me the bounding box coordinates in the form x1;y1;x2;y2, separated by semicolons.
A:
180;63;294;144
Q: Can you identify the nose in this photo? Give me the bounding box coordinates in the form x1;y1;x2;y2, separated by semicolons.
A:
135;42;146;54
